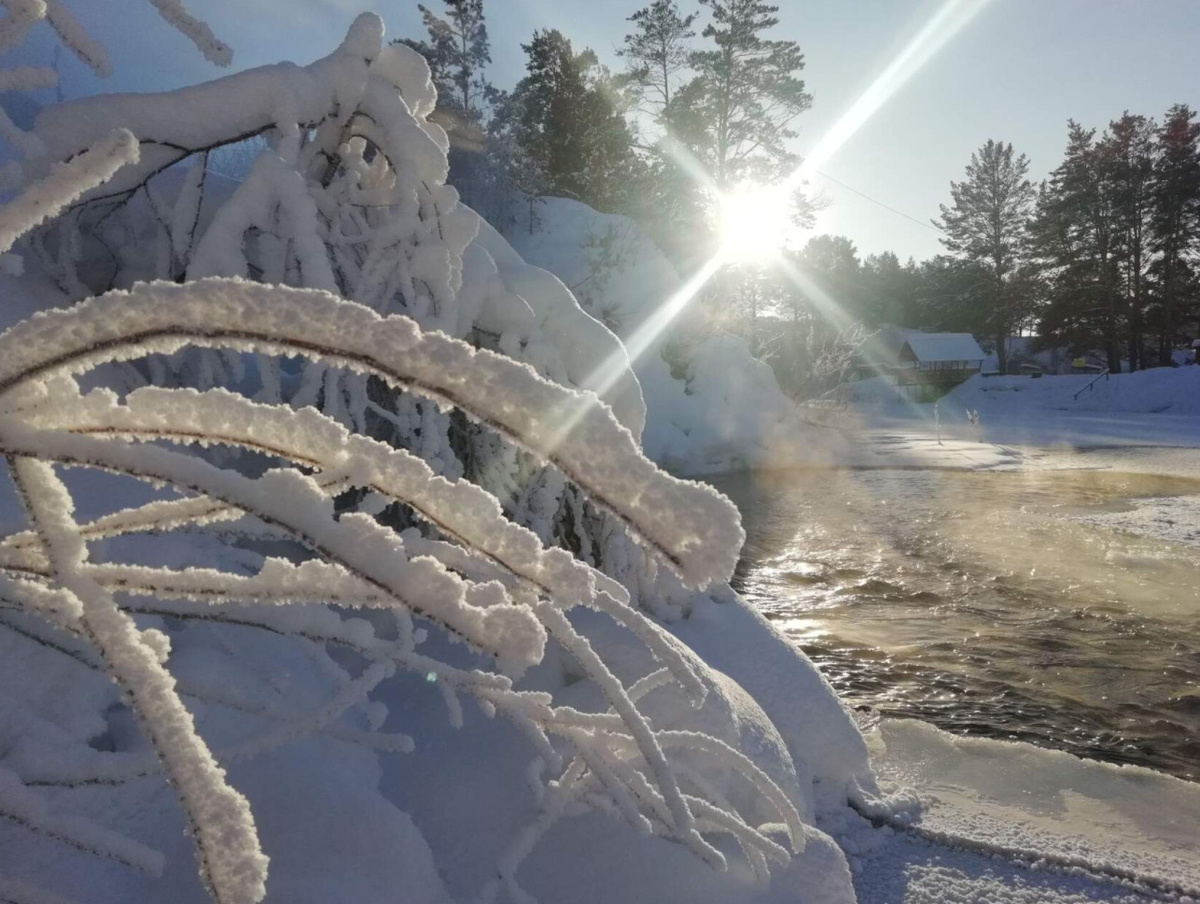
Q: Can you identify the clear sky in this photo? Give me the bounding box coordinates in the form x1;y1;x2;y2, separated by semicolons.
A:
26;0;1200;263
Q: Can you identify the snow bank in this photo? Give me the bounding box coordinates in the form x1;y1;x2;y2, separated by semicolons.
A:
847;368;1200;452
947;368;1200;417
506;198;846;475
467;215;646;439
671;593;870;793
850;367;1200;421
378;600;861;904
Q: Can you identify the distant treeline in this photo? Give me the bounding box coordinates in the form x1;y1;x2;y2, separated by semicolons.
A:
403;2;1199;376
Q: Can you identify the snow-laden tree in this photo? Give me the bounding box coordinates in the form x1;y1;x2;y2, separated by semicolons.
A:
21;9;694;623
0;7;823;903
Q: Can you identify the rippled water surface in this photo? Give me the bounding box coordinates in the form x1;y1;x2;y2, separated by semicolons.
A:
713;467;1200;781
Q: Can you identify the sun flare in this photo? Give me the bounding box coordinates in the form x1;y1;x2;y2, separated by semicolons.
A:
718;185;792;264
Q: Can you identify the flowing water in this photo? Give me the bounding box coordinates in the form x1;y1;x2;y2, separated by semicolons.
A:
714;466;1200;781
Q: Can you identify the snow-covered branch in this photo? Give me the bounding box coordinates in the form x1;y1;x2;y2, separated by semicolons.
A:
0;279;742;589
0;129;138;257
8;456;267;904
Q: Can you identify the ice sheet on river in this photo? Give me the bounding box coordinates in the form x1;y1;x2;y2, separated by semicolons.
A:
848;719;1200;903
1076;494;1200;548
849;431;1024;470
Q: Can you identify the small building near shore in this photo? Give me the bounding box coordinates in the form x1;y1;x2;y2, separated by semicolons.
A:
851;328;988;401
895;332;987;386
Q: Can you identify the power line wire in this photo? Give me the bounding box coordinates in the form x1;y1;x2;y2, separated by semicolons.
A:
813;169;945;234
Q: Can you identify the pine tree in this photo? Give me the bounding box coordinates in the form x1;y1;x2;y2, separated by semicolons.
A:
861;251;920;327
1104;113;1156;370
767;235;865;399
505;29;641;213
1150;104;1200;364
618;0;698;120
487;89;551;232
672;0;812;188
937;139;1036;374
396;2;500;211
1031;123;1123;370
401;1;493;122
913;256;994;334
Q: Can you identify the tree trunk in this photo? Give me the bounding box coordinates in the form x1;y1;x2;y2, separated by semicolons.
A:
1105;283;1122;371
995;332;1007;375
1106;342;1122;374
1159;260;1177;366
749;284;759;355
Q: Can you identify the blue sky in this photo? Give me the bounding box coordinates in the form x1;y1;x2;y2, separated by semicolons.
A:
23;0;1200;262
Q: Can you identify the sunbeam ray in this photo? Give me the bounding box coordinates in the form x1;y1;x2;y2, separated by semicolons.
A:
770;253;858;337
549;0;991;449
784;0;991;193
549;254;727;451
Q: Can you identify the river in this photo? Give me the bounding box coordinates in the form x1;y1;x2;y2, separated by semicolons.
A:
714;465;1200;781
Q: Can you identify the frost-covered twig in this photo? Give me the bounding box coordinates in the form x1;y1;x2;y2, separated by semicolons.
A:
7;457;267;904
0;129;138;257
143;0;231;66
0;427;548;675
0;763;164;873
19;662;400;787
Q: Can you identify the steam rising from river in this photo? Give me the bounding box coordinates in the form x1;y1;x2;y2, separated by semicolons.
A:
718;465;1200;780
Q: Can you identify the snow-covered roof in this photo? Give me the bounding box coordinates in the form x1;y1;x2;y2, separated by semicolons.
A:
901;332;986;363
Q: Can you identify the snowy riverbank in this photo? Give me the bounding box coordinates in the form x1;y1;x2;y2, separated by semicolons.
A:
837;369;1200;552
848;369;1200;452
724;407;1200;902
2;10;1196;900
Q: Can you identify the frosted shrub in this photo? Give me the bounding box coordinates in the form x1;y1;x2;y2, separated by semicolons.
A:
0;6;807;903
0;278;802;903
23;3;679;622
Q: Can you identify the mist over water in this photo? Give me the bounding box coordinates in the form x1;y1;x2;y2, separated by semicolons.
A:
715;466;1200;782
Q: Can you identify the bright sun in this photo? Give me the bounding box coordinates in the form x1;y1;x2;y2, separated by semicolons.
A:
718;184;792;264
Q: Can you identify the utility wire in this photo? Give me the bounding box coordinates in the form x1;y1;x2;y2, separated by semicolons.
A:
814;169;946;234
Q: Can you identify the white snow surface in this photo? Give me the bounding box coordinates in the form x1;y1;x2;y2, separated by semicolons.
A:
841;367;1200;479
850;369;1200;450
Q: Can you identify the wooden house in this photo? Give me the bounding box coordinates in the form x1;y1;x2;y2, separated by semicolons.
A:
893;333;986;387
